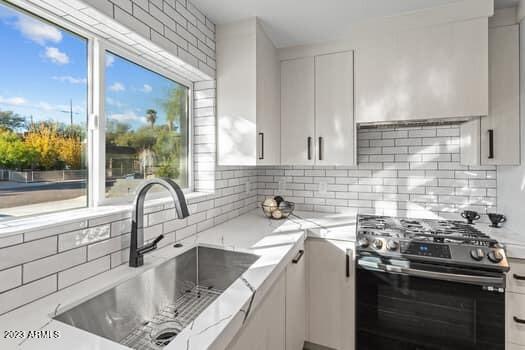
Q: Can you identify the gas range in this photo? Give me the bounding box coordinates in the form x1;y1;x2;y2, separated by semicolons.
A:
356;214;509;272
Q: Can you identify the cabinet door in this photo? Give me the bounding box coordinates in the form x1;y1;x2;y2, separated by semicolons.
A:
227;273;286;350
281;57;315;165
315;51;355;166
306;239;355;350
217;20;257;166
356;18;488;123
266;273;286;350
256;22;281;165
286;244;306;350
480;24;520;165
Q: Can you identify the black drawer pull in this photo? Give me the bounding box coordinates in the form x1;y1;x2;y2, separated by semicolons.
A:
307;137;312;160
292;250;304;264
318;136;323;161
514;274;525;280
346;249;352;278
514;316;525;324
258;132;264;160
488;129;494;159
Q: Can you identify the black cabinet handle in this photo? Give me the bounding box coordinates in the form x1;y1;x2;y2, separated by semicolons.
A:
488;129;494;159
292;250;304;264
514;274;525;280
346;249;352;277
307;137;312;160
514;316;525;324
318;137;323;161
258;132;264;160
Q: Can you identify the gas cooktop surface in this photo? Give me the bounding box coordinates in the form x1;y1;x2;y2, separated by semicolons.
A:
356;215;509;271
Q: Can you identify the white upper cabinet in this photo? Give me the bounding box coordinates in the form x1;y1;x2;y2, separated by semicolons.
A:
480;24;520;165
281;57;316;165
281;52;356;166
356;18;488;123
461;22;520;166
315;51;355;166
217;19;280;166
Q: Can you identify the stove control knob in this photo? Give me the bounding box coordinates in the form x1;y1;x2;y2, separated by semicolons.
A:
470;248;485;261
386;240;399;251
358;237;369;248
488;250;504;263
372;239;383;250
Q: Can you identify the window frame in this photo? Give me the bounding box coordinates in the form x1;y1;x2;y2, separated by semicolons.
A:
0;0;195;215
96;41;194;206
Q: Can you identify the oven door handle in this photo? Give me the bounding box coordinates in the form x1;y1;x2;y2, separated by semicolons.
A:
359;260;505;288
399;266;505;288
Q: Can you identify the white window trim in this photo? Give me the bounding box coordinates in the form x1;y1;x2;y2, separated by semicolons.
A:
94;40;194;207
0;0;197;219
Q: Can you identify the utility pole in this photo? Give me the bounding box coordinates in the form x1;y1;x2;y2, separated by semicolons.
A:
60;99;79;135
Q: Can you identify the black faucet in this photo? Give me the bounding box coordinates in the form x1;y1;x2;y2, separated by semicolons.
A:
129;178;190;267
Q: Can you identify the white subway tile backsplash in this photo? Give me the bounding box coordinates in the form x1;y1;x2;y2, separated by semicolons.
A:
58;225;111;252
87;234;130;260
259;125;496;218
0;234;23;248
0;266;22;293
58;256;110;289
0;237;57;270
0;275;56;315
23;247;87;283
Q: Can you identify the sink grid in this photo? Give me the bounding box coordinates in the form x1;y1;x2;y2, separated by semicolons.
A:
120;285;223;349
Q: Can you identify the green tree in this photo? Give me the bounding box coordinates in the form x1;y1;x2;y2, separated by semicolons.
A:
153;128;180;179
146;109;157;128
0;110;25;131
0;130;37;169
163;87;186;131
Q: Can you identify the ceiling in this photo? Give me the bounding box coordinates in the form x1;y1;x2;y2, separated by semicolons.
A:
191;0;464;48
192;0;519;48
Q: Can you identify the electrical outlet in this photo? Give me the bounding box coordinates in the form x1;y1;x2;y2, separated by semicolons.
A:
319;181;328;194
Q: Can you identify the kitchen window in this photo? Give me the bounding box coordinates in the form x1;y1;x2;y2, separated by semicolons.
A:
0;1;193;220
104;52;190;200
0;1;88;219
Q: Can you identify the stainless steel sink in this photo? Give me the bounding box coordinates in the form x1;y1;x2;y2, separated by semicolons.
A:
53;246;259;349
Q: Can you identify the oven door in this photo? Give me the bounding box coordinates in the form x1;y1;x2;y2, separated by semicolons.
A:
356;258;505;350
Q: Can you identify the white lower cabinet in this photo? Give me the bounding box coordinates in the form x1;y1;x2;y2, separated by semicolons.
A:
306;239;355;350
286;243;306;350
508;259;525;349
227;239;354;350
227;272;286;350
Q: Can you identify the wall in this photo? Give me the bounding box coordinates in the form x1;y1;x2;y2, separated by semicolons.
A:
84;0;216;77
497;17;525;232
0;0;258;316
259;124;497;220
0;81;258;316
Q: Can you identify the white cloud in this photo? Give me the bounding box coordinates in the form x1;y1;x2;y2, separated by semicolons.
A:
108;112;146;124
44;47;69;65
38;102;53;111
16;15;62;45
141;84;152;93
52;75;86;84
106;55;115;67
109;82;125;92
106;97;125;108
0;96;27;106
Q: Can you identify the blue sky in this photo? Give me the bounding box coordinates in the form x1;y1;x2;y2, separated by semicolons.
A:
105;52;186;132
0;2;187;132
0;2;87;127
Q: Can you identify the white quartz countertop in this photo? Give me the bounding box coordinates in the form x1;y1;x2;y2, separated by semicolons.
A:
0;209;356;350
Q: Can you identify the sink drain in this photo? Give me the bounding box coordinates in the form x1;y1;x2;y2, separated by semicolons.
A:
152;329;178;347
